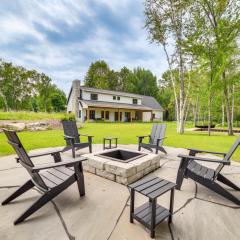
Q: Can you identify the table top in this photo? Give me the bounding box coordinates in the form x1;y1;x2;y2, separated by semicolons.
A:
104;137;118;140
128;176;176;200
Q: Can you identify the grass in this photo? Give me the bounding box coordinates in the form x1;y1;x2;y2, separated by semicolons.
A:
0;122;239;161
0;111;67;120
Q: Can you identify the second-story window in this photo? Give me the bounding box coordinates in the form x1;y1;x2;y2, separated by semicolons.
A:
91;93;98;100
113;96;116;100
133;99;138;104
117;96;120;100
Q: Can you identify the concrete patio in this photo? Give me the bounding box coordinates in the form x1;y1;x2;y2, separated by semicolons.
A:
0;145;240;240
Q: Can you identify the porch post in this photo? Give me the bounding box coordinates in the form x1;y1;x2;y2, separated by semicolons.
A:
88;109;90;120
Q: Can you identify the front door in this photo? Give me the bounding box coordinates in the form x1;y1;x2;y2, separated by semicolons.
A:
124;112;130;122
135;111;141;121
114;112;119;121
89;110;95;120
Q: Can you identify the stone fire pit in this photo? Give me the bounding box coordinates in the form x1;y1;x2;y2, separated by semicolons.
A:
83;148;161;185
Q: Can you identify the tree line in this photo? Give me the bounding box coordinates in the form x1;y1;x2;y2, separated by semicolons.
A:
84;60;160;100
0;59;66;112
144;0;240;135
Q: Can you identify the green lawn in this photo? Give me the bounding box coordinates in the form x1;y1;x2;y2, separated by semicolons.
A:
0;122;239;161
0;111;67;120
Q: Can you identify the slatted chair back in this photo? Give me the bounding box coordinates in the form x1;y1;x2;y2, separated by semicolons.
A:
149;124;166;145
215;137;240;177
3;129;48;190
62;120;80;145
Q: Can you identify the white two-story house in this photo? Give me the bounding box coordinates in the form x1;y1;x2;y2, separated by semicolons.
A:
67;80;163;122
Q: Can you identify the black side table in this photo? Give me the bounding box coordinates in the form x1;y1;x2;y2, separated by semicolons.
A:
103;137;118;150
128;176;176;238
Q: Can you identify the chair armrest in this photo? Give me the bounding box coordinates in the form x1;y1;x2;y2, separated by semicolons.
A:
157;137;167;141
31;157;87;172
188;148;227;156
137;135;150;138
178;154;230;165
64;135;75;139
16;150;63;162
79;134;94;137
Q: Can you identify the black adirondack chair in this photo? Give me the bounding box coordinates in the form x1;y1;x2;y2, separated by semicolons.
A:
176;138;240;205
62;120;93;158
138;124;167;154
2;129;87;225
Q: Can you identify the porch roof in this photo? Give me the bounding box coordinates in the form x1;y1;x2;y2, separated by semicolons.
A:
80;100;152;111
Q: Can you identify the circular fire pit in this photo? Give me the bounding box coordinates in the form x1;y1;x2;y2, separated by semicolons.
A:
82;148;161;185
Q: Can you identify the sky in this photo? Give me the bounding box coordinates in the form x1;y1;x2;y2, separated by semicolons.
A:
0;0;168;94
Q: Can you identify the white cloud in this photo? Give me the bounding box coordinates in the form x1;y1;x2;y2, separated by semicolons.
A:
0;0;169;94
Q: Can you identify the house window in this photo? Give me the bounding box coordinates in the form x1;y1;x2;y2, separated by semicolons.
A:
89;110;95;120
113;96;116;100
133;99;138;104
90;93;98;100
79;110;81;118
117;96;120;100
101;111;104;119
105;111;109;120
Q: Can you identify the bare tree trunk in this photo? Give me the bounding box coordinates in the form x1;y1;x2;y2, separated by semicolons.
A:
178;48;185;134
207;95;212;136
223;71;234;135
0;91;9;111
222;101;225;127
163;43;180;130
231;85;235;127
184;102;190;122
194;94;199;126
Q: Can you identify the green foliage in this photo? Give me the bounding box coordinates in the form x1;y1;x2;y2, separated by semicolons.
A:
133;67;159;99
85;60;112;89
0;59;67;113
0;111;67;120
84;61;160;101
60;113;76;121
144;0;240;134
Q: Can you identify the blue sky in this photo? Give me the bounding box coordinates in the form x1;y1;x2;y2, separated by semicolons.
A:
0;0;167;94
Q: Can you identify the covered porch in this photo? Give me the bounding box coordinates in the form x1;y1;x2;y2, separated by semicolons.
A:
85;107;153;122
80;101;153;122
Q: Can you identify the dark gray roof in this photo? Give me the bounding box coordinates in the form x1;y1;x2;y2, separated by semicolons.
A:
141;96;163;111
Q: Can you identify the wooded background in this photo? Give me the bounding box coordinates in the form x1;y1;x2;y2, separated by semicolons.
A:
0;0;239;136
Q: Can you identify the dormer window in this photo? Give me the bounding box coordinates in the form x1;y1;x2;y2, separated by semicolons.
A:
133;99;138;104
91;93;98;100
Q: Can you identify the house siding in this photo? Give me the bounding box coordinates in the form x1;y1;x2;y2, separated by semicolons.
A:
82;91;142;105
67;80;163;122
143;112;152;122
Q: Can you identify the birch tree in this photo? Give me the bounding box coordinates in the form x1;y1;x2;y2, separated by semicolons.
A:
187;0;240;135
144;0;192;134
